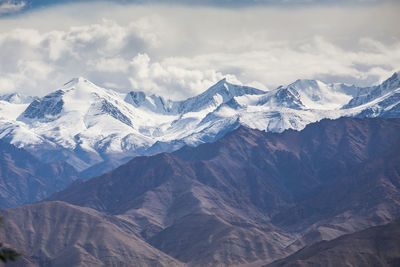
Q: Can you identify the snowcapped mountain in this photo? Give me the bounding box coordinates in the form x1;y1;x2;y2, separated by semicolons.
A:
0;93;36;104
344;72;400;118
0;73;399;176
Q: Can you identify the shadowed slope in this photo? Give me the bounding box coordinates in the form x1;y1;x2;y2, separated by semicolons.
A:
267;220;400;267
0;140;78;209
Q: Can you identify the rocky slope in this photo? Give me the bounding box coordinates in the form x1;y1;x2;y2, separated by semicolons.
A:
0;201;185;267
267;220;400;267
44;117;400;266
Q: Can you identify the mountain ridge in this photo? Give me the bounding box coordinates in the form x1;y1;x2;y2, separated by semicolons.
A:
0;72;399;177
45;117;400;266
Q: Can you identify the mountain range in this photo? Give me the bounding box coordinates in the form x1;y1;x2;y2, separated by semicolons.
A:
0;117;397;266
0;72;399;178
0;73;400;266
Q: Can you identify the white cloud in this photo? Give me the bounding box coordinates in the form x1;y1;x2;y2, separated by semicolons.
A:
0;2;398;98
88;57;130;73
127;53;231;99
0;77;16;92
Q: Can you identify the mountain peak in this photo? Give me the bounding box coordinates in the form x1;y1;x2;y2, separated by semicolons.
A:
291;79;321;87
216;77;227;84
383;71;400;82
391;71;400;80
377;71;400;92
175;78;265;114
205;78;229;94
64;77;89;86
62;77;100;92
206;78;264;96
61;77;108;97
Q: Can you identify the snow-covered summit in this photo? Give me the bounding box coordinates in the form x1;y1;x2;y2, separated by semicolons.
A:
20;76;132;125
286;79;358;110
64;77;89;86
255;79;358;111
176;79;265;114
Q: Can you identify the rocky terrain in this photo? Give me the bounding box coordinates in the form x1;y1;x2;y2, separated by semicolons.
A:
30;117;400;266
0;201;184;266
267;220;400;267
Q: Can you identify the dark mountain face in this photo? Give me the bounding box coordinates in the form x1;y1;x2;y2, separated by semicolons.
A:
21;90;65;120
273;85;304;109
174;117;400;227
266;220;400;267
45;117;400;266
0;140;78;209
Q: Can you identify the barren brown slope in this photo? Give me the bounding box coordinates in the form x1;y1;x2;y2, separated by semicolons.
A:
0;201;184;267
49;152;295;266
47;117;400;266
266;220;400;267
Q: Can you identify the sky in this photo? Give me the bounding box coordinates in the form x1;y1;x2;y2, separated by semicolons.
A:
0;0;399;99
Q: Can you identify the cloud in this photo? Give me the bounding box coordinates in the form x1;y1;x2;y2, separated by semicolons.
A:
0;0;25;15
127;53;237;99
0;2;398;98
7;0;399;13
88;57;130;73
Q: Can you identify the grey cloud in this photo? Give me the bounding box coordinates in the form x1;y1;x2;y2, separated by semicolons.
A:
2;0;397;17
0;3;398;98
